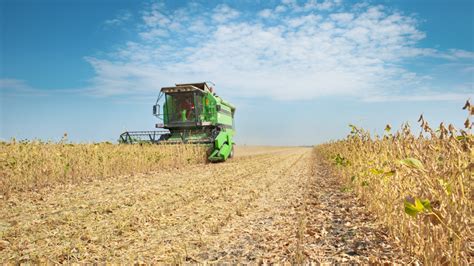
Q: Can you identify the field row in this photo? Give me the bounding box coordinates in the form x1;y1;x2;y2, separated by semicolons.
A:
0;147;411;263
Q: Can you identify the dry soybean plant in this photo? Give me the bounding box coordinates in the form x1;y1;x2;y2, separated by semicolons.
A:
316;100;473;264
0;139;208;197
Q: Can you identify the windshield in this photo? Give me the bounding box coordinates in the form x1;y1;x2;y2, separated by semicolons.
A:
165;92;197;124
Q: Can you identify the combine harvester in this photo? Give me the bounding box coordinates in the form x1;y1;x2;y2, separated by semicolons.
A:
119;82;236;162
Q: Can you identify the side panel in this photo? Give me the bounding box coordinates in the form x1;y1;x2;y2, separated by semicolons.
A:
216;105;234;128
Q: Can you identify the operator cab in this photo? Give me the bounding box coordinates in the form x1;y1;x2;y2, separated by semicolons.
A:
153;83;212;129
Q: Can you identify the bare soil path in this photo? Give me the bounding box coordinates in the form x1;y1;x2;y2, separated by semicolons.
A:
0;147;411;263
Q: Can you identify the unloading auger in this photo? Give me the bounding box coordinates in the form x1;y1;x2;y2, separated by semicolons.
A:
119;82;236;162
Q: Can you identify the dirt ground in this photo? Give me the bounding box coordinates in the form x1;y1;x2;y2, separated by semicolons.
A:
0;146;414;263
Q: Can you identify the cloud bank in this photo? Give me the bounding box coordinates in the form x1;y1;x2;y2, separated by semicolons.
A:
83;0;473;101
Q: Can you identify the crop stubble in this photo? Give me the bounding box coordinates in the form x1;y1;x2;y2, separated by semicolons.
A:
0;146;411;263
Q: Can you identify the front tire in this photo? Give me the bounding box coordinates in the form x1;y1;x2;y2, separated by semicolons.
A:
229;144;235;158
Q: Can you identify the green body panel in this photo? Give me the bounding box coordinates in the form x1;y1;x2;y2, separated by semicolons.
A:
208;131;233;162
166;130;210;143
160;82;236;162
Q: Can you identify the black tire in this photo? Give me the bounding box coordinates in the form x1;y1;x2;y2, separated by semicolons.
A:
159;134;171;141
229;144;235;158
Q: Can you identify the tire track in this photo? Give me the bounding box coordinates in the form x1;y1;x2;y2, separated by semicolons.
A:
0;147;309;263
0;147;411;264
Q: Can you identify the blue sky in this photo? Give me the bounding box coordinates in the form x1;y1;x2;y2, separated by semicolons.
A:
1;0;473;145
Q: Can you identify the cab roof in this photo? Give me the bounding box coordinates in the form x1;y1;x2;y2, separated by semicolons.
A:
175;82;211;91
161;82;212;93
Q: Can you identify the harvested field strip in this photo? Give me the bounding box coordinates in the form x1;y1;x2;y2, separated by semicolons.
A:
1;147;414;263
0;149;306;262
197;149;313;262
198;150;414;264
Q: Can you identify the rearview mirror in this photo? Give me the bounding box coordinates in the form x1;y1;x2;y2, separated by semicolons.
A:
153;104;160;116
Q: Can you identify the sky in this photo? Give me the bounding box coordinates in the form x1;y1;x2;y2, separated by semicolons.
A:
1;0;473;145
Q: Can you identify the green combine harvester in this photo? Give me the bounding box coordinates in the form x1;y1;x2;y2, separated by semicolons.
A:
119;82;236;162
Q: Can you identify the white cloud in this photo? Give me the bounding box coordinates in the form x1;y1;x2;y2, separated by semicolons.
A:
280;0;342;12
188;20;208;33
212;4;240;23
0;79;83;97
139;28;168;40
258;9;274;19
364;92;473;102
0;79;31;90
82;1;473;102
330;12;354;23
445;49;474;60
0;79;42;95
275;5;287;13
287;14;321;27
104;11;132;27
142;2;169;27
